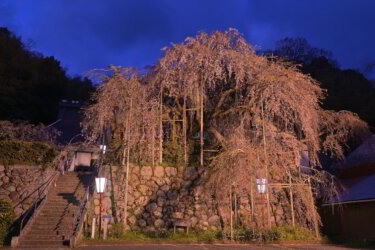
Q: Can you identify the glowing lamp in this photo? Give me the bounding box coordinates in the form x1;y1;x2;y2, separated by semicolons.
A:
95;177;107;194
99;145;107;154
256;178;267;194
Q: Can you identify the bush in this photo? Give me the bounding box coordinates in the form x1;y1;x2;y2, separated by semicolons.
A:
196;229;220;242
270;225;315;241
145;230;171;239
0;199;15;245
0;140;57;167
110;222;125;238
233;225;315;242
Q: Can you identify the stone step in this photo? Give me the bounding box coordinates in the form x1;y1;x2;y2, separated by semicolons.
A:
30;223;74;230
50;191;84;195
48;193;81;198
54;184;80;187
25;231;71;237
41;206;72;211
23;235;68;241
38;213;77;219
55;180;80;183
19;239;69;247
40;210;76;216
44;202;79;206
48;193;83;197
19;171;91;248
55;183;78;185
49;192;80;195
44;201;79;205
26;227;74;235
31;222;74;228
32;216;75;224
51;188;81;192
48;195;80;199
45;201;77;205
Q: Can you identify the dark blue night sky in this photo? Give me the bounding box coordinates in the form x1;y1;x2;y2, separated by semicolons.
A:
1;0;374;79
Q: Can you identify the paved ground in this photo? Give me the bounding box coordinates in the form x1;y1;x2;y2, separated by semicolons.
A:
76;244;360;250
15;243;362;250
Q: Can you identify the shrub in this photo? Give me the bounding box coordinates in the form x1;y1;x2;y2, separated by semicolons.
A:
0;140;57;167
0;121;60;142
233;225;315;242
145;230;171;239
110;222;124;238
0;199;15;245
196;229;220;242
270;225;315;241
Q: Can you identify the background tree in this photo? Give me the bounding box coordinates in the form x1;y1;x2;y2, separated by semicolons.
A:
0;27;94;124
269;37;375;131
270;37;336;66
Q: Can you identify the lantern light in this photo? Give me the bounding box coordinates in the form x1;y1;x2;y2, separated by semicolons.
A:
99;145;107;154
256;178;267;194
95;177;107;194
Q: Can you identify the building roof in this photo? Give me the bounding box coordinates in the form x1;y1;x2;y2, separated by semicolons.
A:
339;134;375;169
326;134;375;204
328;173;375;204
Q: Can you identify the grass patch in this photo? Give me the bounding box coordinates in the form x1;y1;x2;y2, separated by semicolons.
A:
270;225;316;241
85;229;222;243
84;225;317;244
233;225;316;242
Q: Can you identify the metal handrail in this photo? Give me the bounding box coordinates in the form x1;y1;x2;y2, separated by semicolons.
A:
70;181;92;239
69;154;101;246
19;169;60;236
18;156;71;236
70;188;86;234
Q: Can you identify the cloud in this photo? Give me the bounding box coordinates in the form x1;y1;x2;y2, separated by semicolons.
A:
245;0;375;71
0;0;374;76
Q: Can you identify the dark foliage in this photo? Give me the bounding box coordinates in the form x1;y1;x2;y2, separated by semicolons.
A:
270;37;375;131
302;57;375;130
0;140;57;167
0;27;94;124
0;199;15;245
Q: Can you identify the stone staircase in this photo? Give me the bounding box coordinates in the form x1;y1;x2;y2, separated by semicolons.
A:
19;171;92;248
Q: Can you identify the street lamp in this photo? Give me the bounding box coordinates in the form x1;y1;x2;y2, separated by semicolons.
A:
95;177;107;238
99;145;107;154
256;178;267;194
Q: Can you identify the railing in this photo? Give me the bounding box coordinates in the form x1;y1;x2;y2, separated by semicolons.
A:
69;153;102;247
70;186;89;237
19;169;60;236
18;156;71;237
69;173;95;247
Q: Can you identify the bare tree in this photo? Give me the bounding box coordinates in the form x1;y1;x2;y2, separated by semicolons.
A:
154;29;369;233
83;30;370;234
82;66;159;227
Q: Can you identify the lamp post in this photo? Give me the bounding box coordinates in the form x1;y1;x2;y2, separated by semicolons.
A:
95;177;107;238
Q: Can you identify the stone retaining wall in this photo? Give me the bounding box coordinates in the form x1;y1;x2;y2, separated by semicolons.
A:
0;165;55;215
92;165;293;232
